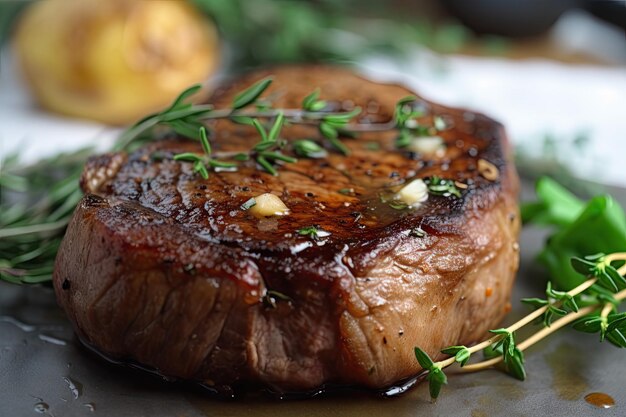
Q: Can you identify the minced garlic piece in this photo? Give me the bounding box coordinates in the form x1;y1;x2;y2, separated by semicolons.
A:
407;136;446;157
248;193;290;217
396;179;428;208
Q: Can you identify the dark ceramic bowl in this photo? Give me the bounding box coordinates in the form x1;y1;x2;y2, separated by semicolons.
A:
441;0;581;37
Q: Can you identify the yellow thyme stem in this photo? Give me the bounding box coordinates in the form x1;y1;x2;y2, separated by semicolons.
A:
458;288;626;373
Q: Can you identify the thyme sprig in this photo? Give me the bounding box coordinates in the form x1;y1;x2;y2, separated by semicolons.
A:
415;252;626;401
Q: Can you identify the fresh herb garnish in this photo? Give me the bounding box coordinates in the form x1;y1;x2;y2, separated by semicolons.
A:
394;96;435;148
301;88;327;112
118;80;361;166
293;139;327;159
240;198;257;211
232;76;274;110
416;252;626;400
116;78;447;177
0;149;90;284
0;80;443;285
521;177;626;290
296;225;330;241
173;127;237;179
414;347;447;401
414;177;626;401
425;176;462;198
249;112;297;175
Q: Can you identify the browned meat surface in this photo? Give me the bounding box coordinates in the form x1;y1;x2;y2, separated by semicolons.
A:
53;66;520;395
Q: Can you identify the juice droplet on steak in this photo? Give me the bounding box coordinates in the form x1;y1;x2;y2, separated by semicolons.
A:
584;392;615;409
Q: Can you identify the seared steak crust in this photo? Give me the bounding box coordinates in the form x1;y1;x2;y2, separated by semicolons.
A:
53;66;520;393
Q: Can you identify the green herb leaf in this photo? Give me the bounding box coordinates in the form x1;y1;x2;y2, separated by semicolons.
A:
607;313;626;332
504;348;526;381
232;77;273;110
233;153;250;161
252;119;269;143
230;115;255;125
208;160;237;169
168;84;202;110
296;225;330;240
396;129;412;148
427;366;447;400
319;121;338;139
302;89;326;112
193;160;209;180
323;107;361;123
302;89;320;110
260;151;297;164
241;198;257;210
441;346;471;366
256;155;277;176
520;297;549;309
426;176;462;198
308;100;327;112
414;347;448;400
573;314;604;334
199;127;211;155
394;96;418;127
571;256;597;276
268;112;285;142
606;328;626;348
293;140;327;158
173;153;203;162
520;177;585;227
319;122;349;155
413;347;434;369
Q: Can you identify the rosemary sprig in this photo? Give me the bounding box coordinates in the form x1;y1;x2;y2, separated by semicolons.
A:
0;78;442;285
249;112;297;176
173;127;237;179
115;78;448;178
0;149;90;284
115;78;384;172
415;252;626;401
293;139;327;159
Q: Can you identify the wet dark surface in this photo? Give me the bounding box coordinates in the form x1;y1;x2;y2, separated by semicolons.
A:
1;182;625;417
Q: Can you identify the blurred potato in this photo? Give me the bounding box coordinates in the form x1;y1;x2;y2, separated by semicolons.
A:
14;0;219;125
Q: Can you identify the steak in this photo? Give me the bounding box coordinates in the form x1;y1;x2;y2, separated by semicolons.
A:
53;66;520;395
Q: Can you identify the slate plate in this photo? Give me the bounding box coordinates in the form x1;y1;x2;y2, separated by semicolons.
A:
1;184;624;417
